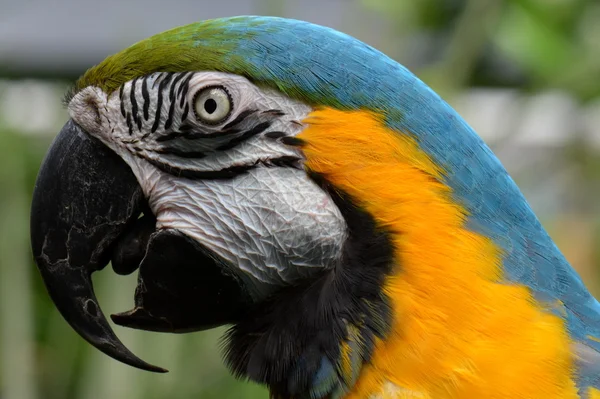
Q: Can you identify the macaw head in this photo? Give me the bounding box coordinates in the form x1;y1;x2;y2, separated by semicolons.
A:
30;16;600;399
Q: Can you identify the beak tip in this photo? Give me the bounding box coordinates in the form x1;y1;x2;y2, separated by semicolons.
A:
96;334;169;373
147;365;170;374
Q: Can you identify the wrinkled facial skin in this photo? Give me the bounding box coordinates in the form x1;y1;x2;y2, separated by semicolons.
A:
70;72;347;299
31;71;347;371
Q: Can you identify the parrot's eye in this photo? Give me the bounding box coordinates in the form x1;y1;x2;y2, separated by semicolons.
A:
193;85;233;125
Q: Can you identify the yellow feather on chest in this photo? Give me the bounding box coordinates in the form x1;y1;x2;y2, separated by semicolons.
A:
298;108;579;399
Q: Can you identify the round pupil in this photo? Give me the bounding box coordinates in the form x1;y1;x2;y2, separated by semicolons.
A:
204;98;217;114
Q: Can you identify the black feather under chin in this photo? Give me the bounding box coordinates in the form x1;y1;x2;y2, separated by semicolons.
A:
222;171;396;399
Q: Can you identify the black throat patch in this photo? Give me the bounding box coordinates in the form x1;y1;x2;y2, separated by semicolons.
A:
223;171;396;399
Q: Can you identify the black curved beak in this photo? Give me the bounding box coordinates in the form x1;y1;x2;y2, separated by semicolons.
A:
30;120;251;373
30;120;166;373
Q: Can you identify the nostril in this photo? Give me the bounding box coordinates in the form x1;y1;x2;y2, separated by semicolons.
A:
111;213;156;275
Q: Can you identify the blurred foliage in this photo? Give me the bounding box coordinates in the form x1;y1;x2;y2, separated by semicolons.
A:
363;0;600;99
1;0;600;398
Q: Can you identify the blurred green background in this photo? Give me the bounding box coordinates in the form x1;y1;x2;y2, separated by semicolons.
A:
1;0;599;398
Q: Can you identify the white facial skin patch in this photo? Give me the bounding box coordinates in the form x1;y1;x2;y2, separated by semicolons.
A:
68;71;347;300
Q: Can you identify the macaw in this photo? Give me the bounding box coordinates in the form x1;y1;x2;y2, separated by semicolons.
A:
30;16;600;399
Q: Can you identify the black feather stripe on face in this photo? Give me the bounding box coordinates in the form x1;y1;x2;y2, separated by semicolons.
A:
223;171;395;399
216;121;271;151
139;155;302;180
114;71;303;182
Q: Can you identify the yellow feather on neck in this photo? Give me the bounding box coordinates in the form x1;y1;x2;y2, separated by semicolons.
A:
298;108;578;399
